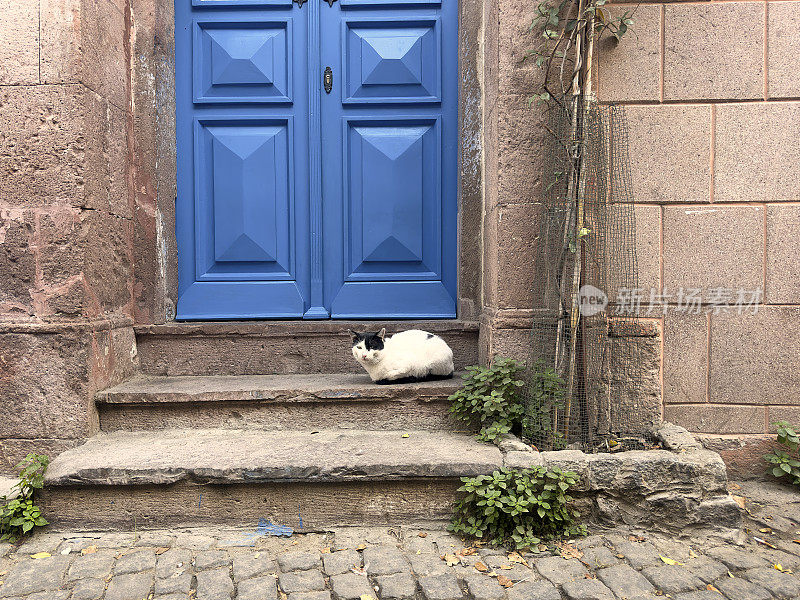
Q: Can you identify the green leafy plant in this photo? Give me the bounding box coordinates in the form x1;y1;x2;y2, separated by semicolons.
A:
0;453;50;542
450;467;585;549
765;422;800;487
449;358;526;442
522;360;567;450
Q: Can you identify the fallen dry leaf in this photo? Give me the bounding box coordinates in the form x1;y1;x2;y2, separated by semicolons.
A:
418;533;428;538
457;547;477;557
30;552;51;559
360;595;377;600
793;539;800;546
357;544;366;551
321;548;331;554
80;546;98;556
474;561;489;573
558;544;583;560
155;547;170;555
497;575;514;588
279;591;289;600
499;564;512;570
507;551;529;567
774;564;793;574
628;535;646;542
660;555;684;566
759;528;772;534
729;483;741;490
732;495;746;510
441;553;460;567
688;548;699;559
707;584;721;593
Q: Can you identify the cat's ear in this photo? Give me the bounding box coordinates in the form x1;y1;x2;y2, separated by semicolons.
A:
348;329;360;343
377;328;386;340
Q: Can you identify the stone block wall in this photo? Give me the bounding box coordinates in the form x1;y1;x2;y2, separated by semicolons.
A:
596;0;800;472
0;0;139;472
479;0;800;469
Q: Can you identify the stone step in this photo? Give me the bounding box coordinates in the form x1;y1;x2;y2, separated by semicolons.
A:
41;429;503;529
134;320;480;376
96;373;465;432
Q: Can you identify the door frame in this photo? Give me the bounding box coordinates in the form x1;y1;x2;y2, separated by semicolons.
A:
129;0;485;324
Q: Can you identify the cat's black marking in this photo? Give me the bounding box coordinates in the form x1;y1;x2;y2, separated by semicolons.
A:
426;333;434;339
349;330;384;351
375;372;455;385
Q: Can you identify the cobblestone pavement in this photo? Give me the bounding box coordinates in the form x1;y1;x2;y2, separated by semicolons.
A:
0;483;798;600
0;522;798;600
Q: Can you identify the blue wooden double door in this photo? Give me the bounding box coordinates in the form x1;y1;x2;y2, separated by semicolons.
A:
175;0;458;319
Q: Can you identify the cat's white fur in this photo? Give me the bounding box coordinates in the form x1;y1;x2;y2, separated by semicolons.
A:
352;329;454;383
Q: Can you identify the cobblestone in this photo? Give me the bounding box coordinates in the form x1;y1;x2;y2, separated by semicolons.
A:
70;578;105;600
238;574;278;600
743;567;800;598
330;572;374;599
713;576;773;600
233;552;277;580
597;564;657;598
66;552;114;581
506;580;560;600
279;569;326;593
278;551;322;572
0;521;796;600
196;567;234;599
364;546;409;576
105;572;154;600
376;572;417;599
113;548;156;575
419;573;463;600
323;549;361;575
535;556;587;585
561;578;615;600
195;549;230;570
641;563;704;594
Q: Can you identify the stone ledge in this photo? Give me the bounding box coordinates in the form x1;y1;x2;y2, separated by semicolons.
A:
44;429;504;487
97;373;463;405
493;424;741;534
134;320;480;338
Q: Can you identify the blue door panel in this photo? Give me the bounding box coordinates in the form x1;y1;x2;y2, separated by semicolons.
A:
176;0;456;320
176;1;309;319
194;118;294;280
193;19;292;103
344;117;441;281
342;18;441;103
321;0;458;318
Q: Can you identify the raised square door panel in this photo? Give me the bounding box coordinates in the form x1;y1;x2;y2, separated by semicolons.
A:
345;118;441;280
194;118;294;281
193;0;292;7
343;18;441;104
193;19;292;103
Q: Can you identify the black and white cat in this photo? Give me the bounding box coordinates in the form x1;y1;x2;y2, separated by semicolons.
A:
350;329;455;384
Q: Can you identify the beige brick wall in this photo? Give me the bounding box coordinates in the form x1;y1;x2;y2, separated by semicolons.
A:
597;0;800;445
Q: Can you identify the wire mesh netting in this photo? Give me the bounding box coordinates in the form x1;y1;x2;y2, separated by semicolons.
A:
521;102;652;452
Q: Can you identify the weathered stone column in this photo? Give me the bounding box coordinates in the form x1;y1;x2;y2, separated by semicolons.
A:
0;0;138;471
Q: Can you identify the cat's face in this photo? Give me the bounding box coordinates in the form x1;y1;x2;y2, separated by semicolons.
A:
350;329;386;365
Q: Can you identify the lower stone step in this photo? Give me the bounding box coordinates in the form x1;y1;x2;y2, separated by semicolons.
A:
96;374;464;432
41;429;503;529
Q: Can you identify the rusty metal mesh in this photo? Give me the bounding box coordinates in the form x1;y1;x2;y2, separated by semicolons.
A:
521;102;649;452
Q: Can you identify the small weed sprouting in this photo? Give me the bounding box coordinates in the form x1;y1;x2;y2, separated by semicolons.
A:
450;466;585;549
448;358;526;442
765;421;800;487
0;453;50;543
